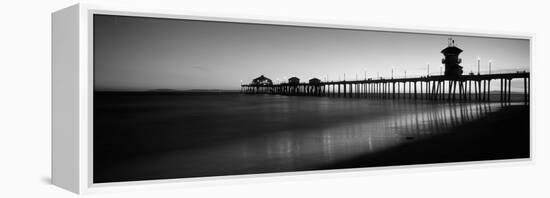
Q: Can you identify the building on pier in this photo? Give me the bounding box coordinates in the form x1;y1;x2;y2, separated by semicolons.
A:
288;77;300;84
309;78;321;84
441;38;464;77
252;75;273;86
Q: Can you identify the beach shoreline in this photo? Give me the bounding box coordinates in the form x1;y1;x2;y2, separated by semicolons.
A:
323;104;530;169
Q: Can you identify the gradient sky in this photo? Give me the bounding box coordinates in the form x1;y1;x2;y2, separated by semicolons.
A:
94;14;530;91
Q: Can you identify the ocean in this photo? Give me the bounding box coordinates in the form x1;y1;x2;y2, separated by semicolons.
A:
93;92;529;183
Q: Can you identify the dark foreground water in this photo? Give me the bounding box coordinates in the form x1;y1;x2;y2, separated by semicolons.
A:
94;93;529;183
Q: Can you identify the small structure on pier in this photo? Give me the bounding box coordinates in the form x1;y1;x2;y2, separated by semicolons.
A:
252;75;273;86
441;38;464;77
288;77;300;85
309;78;321;84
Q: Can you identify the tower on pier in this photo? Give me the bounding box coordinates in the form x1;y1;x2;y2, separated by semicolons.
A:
441;38;464;77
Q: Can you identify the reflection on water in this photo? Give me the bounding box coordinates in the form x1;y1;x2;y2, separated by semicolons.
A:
220;101;500;171
97;95;511;180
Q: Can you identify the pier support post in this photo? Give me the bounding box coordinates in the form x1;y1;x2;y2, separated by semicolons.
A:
392;82;396;99
500;78;504;102
426;81;430;100
468;80;472;101
414;82;417;100
482;80;486;101
477;80;482;101
404;82;407;99
344;83;347;97
338;84;341;97
503;79;507;102
508;79;512;102
379;83;381;99
487;80;491;102
408;82;412;99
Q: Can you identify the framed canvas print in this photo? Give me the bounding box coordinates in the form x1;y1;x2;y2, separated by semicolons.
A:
52;4;532;194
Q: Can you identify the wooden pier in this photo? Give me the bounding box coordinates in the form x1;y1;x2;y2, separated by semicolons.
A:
241;72;530;103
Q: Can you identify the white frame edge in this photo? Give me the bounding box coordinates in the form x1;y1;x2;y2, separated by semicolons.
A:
52;3;535;194
52;3;91;194
52;4;81;194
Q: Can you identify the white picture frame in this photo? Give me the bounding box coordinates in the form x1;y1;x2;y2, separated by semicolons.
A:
52;3;533;194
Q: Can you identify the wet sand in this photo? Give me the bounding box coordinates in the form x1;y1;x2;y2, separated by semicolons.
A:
324;105;530;169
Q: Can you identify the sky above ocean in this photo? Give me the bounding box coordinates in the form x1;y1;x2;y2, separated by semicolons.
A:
94;15;530;91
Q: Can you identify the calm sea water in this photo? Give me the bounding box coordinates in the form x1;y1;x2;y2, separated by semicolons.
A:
93;93;518;182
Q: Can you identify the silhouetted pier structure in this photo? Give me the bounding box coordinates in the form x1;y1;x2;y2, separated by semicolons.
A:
241;38;530;103
241;72;530;103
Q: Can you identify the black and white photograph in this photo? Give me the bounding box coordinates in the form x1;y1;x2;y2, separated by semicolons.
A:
6;0;550;197
92;14;530;183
